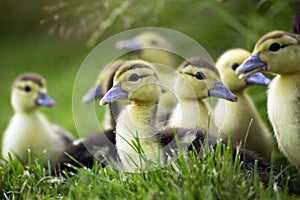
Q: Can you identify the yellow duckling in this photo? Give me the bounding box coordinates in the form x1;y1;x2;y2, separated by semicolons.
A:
215;48;274;160
168;57;237;136
1;73;73;165
236;31;300;170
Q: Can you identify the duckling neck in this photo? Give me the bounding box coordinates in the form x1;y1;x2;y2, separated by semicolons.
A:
115;101;163;172
13;105;39;114
128;102;159;129
116;101;160;141
170;98;211;131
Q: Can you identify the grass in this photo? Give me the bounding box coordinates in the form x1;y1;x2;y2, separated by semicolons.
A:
1;141;291;200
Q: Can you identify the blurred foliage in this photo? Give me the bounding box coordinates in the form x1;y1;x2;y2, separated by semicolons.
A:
1;0;299;58
37;0;299;57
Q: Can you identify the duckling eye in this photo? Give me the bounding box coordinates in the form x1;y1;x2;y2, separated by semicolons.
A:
269;43;281;52
129;73;139;82
195;72;206;80
24;86;31;93
150;40;158;46
231;63;239;70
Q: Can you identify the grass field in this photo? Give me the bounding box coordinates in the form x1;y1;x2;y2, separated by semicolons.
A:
1;0;300;199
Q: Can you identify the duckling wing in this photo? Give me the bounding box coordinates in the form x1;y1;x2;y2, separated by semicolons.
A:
51;124;74;144
157;128;208;159
50;129;118;176
157;127;277;182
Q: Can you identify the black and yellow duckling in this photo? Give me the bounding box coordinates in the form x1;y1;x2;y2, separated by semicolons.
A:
100;59;274;177
1;73;73;165
236;31;300;170
214;48;274;160
51;60;126;175
168;57;237;136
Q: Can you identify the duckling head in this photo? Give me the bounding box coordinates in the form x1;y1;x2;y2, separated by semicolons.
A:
100;60;162;106
82;59;126;103
11;73;56;112
216;49;271;92
175;57;237;102
236;31;300;77
115;31;176;67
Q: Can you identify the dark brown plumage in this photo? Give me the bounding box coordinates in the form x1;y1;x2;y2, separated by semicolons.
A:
50;129;118;176
15;73;45;88
291;1;300;34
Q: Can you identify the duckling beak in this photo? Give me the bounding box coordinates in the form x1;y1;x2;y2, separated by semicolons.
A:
236;53;267;79
245;72;271;86
35;92;56;107
160;85;167;93
100;83;128;105
208;80;238;102
115;39;142;55
82;84;103;103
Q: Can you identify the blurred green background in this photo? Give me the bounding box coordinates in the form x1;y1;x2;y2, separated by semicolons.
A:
0;0;298;141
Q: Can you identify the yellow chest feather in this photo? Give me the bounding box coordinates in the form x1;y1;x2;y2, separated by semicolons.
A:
116;107;163;172
1;112;66;164
268;75;300;169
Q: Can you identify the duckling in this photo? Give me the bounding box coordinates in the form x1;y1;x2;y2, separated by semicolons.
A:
100;59;275;177
214;48;274;160
1;73;73;165
236;31;300;170
168;57;237;136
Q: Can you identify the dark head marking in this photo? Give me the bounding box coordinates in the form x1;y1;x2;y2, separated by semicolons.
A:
15;73;45;87
178;57;220;76
102;59;126;92
114;60;157;81
256;31;300;47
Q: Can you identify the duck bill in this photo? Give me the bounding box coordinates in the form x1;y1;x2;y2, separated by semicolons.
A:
236;53;267;79
208;80;238;102
100;83;128;105
115;39;142;55
35;92;56;107
245;72;271;86
82;84;103;103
